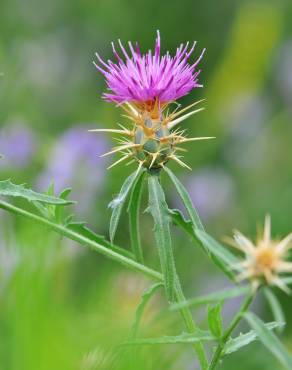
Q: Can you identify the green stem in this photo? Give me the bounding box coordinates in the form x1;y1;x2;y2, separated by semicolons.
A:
208;290;256;370
174;277;209;370
128;171;145;263
0;199;162;281
147;173;208;370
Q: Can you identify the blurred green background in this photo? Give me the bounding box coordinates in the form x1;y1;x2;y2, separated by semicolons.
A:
0;0;292;369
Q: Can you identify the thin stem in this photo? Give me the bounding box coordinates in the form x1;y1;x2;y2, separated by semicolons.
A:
128;171;145;263
174;276;209;370
0;199;162;282
208;290;256;370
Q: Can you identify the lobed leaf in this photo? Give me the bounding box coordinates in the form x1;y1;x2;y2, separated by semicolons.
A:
244;312;292;369
0;180;74;205
224;321;285;355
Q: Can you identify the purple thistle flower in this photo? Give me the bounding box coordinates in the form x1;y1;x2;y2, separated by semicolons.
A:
94;31;205;109
92;32;211;171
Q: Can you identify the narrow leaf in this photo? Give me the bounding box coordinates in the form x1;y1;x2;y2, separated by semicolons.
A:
109;168;142;243
164;167;204;230
148;174;176;302
55;188;73;223
208;303;223;338
195;229;241;280
264;288;285;333
67;222;134;259
245;312;292;369
130;282;163;338
224;321;285;355
171;286;249;311
124;331;215;346
169;208;194;235
0;180;74;205
128;171;145;263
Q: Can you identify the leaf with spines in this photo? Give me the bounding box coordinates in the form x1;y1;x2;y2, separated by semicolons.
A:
0;180;74;205
148;174;176;302
208;303;223;339
109;168;143;243
224;321;285;355
245;312;292;369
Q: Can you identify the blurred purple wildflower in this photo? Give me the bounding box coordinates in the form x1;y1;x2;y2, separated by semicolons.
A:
94;30;205;105
185;168;235;221
37;125;109;216
0;122;37;169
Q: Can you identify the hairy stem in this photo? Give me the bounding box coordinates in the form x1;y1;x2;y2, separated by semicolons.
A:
208;290;256;370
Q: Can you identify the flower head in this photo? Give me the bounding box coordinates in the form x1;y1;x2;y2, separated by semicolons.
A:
94;30;204;108
92;32;213;170
231;215;292;293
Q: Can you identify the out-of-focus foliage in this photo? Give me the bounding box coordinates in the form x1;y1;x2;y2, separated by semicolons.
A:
0;0;292;369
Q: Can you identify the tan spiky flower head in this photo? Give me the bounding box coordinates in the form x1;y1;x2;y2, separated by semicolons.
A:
231;215;292;293
91;32;215;171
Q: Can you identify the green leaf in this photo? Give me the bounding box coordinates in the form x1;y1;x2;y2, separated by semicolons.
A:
245;312;292;369
109;168;142;243
130;282;163;339
128;171;145;263
164;167;204;231
169;208;194;235
195;229;241;280
224;321;285;355
148;174;176;302
208;303;223;339
124;330;215;346
171;286;249;311
264;288;285;333
55;188;73;223
0;180;74;205
67;221;134;259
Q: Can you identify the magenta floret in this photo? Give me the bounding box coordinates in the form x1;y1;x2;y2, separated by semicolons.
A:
94;31;205;105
